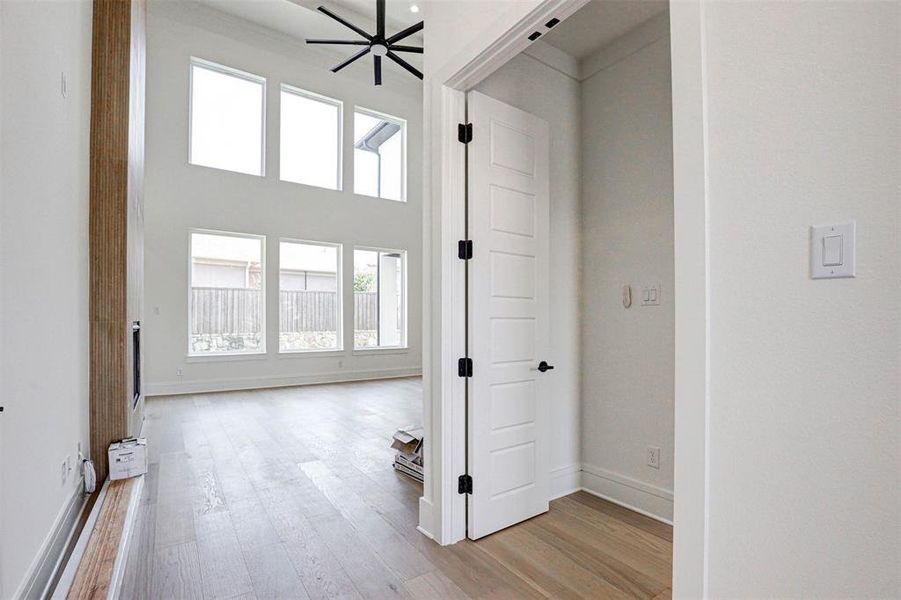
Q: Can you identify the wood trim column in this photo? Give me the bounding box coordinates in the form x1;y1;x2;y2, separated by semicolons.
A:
89;0;146;484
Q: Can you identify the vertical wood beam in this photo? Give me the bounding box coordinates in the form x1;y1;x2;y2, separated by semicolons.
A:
89;0;145;484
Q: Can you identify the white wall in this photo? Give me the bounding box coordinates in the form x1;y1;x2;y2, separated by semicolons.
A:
702;1;900;596
0;0;92;597
579;14;675;521
144;1;423;395
474;51;583;499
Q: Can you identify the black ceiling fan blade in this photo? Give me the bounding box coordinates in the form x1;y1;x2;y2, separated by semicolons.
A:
388;44;423;54
306;39;370;45
386;50;423;80
317;6;372;40
332;47;370;73
374;55;382;86
376;0;385;38
386;20;423;44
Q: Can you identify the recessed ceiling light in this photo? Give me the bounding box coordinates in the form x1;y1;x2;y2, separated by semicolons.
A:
409;4;420;13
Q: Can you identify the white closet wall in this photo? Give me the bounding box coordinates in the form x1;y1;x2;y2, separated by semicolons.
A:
579;14;675;521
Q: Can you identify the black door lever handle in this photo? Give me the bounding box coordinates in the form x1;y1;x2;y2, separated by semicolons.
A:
537;361;554;373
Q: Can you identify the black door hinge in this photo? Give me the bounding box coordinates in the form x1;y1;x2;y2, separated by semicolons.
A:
458;123;473;144
457;357;473;378
458;474;473;494
457;239;473;260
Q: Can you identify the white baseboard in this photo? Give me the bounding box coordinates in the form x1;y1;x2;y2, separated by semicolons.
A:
417;496;435;541
145;367;423;396
580;463;673;524
15;480;88;600
549;463;582;500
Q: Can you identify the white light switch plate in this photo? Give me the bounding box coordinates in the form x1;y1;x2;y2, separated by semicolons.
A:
640;283;661;306
811;222;855;279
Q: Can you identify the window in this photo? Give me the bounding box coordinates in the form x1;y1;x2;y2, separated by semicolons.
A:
279;240;341;352
280;86;342;190
189;231;265;355
354;248;406;349
190;59;265;176
354;109;406;201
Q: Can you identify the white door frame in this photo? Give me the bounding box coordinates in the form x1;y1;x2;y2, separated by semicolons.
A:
420;0;710;596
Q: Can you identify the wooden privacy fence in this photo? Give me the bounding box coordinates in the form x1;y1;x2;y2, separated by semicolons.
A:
191;287;262;335
354;291;377;332
191;287;378;333
280;290;337;332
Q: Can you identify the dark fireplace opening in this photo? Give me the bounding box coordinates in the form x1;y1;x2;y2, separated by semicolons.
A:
132;321;141;408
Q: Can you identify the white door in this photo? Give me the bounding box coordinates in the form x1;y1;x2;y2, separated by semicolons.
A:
467;91;550;539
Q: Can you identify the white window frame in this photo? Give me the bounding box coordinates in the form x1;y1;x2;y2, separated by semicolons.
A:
279;84;344;191
187;229;267;358
353;245;408;352
277;238;344;355
188;57;267;177
353;106;408;202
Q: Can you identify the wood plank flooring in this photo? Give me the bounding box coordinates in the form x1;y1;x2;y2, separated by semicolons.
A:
121;377;672;599
70;477;140;599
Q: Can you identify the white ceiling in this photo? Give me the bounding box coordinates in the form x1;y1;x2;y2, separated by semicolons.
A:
319;0;422;30
195;0;422;42
540;0;667;60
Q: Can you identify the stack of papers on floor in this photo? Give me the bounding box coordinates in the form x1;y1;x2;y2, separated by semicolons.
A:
391;425;423;483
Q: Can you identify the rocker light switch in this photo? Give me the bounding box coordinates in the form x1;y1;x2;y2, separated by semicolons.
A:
641;284;661;306
822;234;843;266
811;222;855;279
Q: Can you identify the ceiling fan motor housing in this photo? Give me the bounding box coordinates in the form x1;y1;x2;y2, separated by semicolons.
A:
305;0;423;86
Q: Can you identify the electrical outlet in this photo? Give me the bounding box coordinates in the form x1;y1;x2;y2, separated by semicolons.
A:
176;368;183;377
77;441;83;462
61;460;68;485
646;446;660;469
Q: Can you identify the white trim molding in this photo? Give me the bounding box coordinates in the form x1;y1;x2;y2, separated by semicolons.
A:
549;463;582;500
417;496;435;540
522;41;580;80
579;10;670;81
145;367;422;396
580;463;674;524
14;483;89;600
669;0;711;596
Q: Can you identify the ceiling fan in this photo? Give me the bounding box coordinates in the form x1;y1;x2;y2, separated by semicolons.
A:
306;0;423;86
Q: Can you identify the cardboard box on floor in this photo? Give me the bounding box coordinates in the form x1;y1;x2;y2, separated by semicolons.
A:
108;437;148;480
391;425;423;482
391;426;423;457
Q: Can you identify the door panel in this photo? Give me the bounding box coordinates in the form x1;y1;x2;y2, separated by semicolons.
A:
467;91;550;540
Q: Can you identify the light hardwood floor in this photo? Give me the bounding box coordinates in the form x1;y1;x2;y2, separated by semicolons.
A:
121;377;672;599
